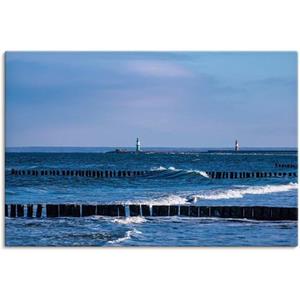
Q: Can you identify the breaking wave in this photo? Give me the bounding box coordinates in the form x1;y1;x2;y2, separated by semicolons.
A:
150;166;209;178
189;182;298;202
124;194;188;206
121;182;297;206
107;228;142;244
112;217;146;224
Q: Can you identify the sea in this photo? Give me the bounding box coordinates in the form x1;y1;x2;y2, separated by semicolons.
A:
5;147;298;246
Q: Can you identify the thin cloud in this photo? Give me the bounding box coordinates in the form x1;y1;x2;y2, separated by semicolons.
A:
245;77;296;88
126;60;193;78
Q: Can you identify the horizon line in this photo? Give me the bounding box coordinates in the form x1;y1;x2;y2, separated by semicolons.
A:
6;146;298;149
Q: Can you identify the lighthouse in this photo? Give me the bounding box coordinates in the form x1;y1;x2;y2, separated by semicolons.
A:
235;139;240;151
136;137;141;152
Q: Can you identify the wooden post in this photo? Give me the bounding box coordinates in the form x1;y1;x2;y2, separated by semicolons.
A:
36;204;43;218
129;205;141;216
199;206;209;217
211;207;223;218
179;206;189;216
46;204;59;217
190;206;199;217
117;205;126;217
141;205;150;216
169;205;179;216
17;204;24;217
10;204;16;217
27;204;33;217
152;205;169;216
82;205;96;217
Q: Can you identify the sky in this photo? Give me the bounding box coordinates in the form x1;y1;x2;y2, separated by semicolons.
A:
5;52;297;148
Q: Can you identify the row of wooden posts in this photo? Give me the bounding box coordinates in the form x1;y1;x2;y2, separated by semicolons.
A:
10;169;147;177
5;204;298;221
10;169;298;179
275;163;298;168
206;171;297;179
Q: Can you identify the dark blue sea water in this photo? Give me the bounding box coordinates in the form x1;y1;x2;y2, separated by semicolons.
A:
5;148;298;246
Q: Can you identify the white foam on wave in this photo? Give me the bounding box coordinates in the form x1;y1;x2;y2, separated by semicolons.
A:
168;166;178;171
107;228;142;244
150;166;209;178
116;183;297;207
151;166;167;171
151;166;180;171
191;182;298;201
187;169;210;178
152;194;188;205
124;194;188;206
112;216;146;224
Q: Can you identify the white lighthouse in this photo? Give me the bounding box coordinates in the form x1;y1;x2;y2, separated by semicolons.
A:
235;139;240;151
136;137;141;152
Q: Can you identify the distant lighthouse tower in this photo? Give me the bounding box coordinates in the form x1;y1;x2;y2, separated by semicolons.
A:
136;137;141;152
235;139;240;151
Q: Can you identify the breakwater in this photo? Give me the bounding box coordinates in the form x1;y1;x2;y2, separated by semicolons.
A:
275;163;298;168
5;204;298;221
206;171;297;178
10;169;298;179
10;169;147;177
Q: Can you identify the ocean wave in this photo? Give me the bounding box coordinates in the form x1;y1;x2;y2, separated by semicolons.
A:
186;169;210;178
151;166;168;171
189;182;298;201
150;166;209;178
107;228;142;244
112;216;146;224
6;190;17;195
121;183;297;205
124;194;188;206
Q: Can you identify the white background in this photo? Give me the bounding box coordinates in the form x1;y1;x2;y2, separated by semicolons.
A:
0;1;299;299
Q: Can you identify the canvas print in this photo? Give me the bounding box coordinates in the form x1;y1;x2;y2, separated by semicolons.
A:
5;51;298;246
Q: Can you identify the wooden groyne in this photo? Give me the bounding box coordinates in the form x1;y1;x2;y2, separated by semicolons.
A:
275;163;298;168
5;204;298;221
10;169;147;177
9;169;298;179
206;171;297;179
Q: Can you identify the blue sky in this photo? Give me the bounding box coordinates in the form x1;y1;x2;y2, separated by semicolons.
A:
5;52;297;148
